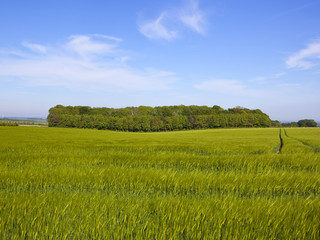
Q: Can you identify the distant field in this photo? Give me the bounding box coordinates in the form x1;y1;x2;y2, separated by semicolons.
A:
0;118;47;126
0;127;319;239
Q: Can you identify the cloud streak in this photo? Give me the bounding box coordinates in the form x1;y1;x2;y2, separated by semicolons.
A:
0;35;176;92
179;0;206;34
138;0;206;40
65;35;118;58
195;79;263;97
22;42;47;54
286;40;320;69
138;13;177;40
196;79;245;93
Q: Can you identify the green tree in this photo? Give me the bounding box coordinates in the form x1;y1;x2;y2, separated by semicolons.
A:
47;104;272;131
78;106;91;115
150;117;164;131
271;120;281;127
298;119;317;127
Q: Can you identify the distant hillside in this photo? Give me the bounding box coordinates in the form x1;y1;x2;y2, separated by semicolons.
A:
47;105;271;132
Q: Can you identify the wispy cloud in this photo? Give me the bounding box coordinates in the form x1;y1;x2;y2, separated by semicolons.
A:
0;35;176;92
195;79;245;93
22;42;47;54
252;76;267;82
251;72;287;83
179;0;206;34
195;79;262;97
138;0;207;40
272;72;286;78
286;39;320;69
138;13;177;40
65;35;118;58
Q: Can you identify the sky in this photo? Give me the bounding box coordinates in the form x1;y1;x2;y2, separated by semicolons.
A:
0;0;320;122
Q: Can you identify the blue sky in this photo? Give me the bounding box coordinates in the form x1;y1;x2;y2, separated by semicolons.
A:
0;0;320;121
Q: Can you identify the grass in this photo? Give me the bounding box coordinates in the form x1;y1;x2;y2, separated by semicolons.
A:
0;127;319;239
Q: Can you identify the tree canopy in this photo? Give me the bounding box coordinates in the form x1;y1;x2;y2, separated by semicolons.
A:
297;119;317;127
47;105;272;132
271;119;318;128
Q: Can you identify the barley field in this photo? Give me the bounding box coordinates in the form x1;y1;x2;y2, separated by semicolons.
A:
0;127;319;239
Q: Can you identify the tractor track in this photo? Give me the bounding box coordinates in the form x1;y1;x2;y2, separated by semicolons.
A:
277;129;283;154
279;129;319;154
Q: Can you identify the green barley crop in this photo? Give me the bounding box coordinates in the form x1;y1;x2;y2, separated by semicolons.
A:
0;127;319;239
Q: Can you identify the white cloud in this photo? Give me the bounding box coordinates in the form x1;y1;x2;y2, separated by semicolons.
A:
0;35;176;92
179;0;206;34
65;35;119;58
22;42;47;54
138;0;206;40
138;13;177;40
286;40;320;69
91;34;122;42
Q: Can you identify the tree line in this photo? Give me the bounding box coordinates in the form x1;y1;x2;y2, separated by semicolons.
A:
47;105;271;131
271;119;318;128
0;122;19;126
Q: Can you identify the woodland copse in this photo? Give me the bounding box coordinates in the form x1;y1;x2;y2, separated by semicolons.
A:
47;105;271;131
